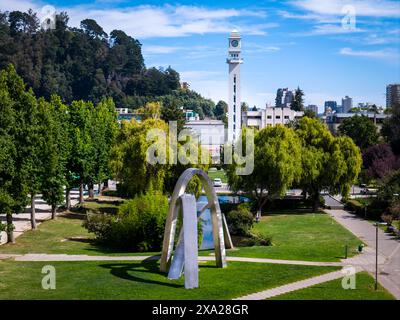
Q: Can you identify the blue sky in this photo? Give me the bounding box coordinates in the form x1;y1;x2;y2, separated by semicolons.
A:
1;0;399;111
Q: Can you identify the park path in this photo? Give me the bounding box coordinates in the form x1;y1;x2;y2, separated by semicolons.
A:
235;266;363;300
325;208;400;300
0;189;80;240
5;253;343;267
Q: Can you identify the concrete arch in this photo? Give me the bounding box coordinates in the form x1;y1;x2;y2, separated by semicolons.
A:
160;168;233;273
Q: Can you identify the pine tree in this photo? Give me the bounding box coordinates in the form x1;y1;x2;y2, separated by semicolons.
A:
290;87;305;111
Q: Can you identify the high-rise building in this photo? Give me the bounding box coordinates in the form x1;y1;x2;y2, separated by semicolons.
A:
227;30;243;142
324;101;337;113
275;88;294;108
386;84;400;109
342;96;353;113
305;104;318;115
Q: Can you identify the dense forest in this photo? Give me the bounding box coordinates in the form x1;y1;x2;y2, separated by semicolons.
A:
0;9;217;117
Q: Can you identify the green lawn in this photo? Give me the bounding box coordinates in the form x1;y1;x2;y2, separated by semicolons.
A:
0;203;156;256
227;211;362;262
269;272;395;300
0;259;338;300
207;170;228;183
1;209;362;263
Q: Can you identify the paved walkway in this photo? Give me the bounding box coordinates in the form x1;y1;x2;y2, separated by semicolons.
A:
235;267;363;300
325;208;400;300
3;253;342;267
0;189;80;240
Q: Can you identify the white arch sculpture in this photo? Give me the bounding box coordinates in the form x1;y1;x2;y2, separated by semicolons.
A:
160;168;233;288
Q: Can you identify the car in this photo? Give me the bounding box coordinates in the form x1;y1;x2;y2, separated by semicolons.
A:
213;178;222;187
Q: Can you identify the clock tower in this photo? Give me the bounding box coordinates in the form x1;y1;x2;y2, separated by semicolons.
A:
227;29;243;143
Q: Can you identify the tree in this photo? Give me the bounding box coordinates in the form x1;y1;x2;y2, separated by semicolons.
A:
241;102;249;112
227;126;302;213
382;104;400;155
214;100;228;126
41;96;69;218
110;118;170;197
67;100;95;204
138;101;161;120
0;65;18;242
80;19;108;40
296;117;362;210
290;87;304;111
161;97;185;131
338;115;380;150
362;144;399;181
303;109;316;118
87;97;118;197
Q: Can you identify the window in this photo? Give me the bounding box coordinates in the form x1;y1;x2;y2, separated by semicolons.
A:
233;95;236;103
234;85;236;93
234;76;236;84
267;115;272;119
284;115;289;119
276;116;281;119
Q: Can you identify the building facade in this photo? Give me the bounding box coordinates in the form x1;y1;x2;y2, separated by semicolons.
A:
242;107;304;130
342;96;353;113
386;84;400;109
325;112;389;134
185;120;225;161
324;101;337;113
275;88;294;108
305;104;318;115
227;30;243;142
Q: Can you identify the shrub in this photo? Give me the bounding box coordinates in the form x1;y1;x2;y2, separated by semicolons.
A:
389;200;400;220
83;192;169;251
226;206;253;236
345;199;363;214
0;222;5;232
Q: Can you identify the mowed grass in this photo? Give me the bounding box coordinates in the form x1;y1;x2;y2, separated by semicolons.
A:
207;170;228;183
0;259;338;300
269;272;395;300
0;201;157;256
1;208;362;262
227;211;362;262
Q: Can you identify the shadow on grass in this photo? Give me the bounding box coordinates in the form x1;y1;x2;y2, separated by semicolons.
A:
99;257;183;288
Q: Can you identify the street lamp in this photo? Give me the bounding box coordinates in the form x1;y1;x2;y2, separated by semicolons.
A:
374;222;378;291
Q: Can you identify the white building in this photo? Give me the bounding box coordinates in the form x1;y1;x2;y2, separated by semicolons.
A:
227;29;243;142
242;107;304;129
116;107;129;114
342;96;353;113
185;120;225;161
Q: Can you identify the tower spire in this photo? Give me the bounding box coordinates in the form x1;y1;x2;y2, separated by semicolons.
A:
227;30;243;142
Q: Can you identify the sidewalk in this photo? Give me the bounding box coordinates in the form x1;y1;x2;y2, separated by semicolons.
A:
234;267;363;300
325;208;400;300
0;189;80;240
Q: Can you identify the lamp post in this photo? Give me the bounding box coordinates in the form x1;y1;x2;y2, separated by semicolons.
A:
375;222;378;291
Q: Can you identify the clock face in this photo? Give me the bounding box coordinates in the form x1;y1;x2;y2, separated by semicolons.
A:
231;39;239;47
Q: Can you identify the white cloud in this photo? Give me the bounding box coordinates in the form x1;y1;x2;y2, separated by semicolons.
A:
180;70;222;80
309;24;365;35
339;47;400;60
244;42;281;54
0;1;274;38
142;45;184;55
290;0;400;18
